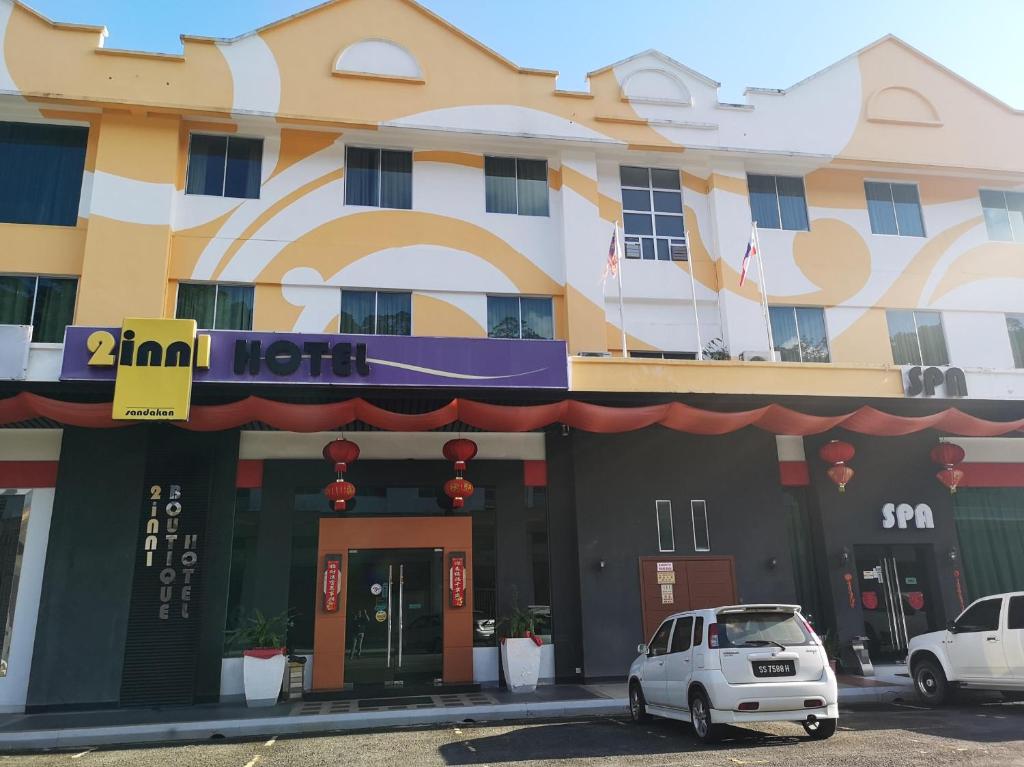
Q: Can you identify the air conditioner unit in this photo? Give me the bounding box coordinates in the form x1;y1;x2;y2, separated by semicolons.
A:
577;351;612;358
669;238;688;261
740;350;774;362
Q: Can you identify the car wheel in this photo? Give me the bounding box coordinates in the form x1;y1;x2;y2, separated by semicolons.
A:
628;681;650;723
913;658;949;706
802;718;837;740
689;690;721;743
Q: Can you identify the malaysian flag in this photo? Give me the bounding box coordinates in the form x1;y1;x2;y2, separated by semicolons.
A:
739;225;757;286
602;228;619;283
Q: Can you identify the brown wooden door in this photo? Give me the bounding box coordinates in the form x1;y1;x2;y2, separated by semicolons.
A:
638;556;737;642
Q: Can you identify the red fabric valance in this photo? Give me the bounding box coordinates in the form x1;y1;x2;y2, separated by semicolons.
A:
2;391;1023;437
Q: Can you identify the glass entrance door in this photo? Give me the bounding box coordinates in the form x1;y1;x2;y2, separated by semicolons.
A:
345;548;444;687
855;544;939;661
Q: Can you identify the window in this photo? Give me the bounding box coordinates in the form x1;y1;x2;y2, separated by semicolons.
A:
340;290;411;335
0;275;77;342
670;616;693;653
186;134;262;200
865;181;925;237
692;616;704;648
1007;315;1024;369
628;351;696;360
768;306;830;363
648;619;673;656
0;121;88;226
980;190;1024;242
1009;596;1024;631
747;174;809;231
619;166;688;261
345;147;412;209
486;296;553;340
0;495;29;677
886;310;948;366
716;611;816;648
176;283;254;330
691;500;710;552
485;157;549;216
955;598;1002;633
655;500;674;552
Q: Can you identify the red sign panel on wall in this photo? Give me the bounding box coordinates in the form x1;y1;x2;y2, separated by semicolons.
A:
323;554;342;612
449;552;467;608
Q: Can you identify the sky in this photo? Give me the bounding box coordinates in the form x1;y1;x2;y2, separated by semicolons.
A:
22;0;1024;108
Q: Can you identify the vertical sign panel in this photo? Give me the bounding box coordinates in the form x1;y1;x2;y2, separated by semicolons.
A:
449;552;466;608
323;555;341;613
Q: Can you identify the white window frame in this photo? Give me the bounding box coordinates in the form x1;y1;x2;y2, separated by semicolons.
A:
746;173;810;232
620;166;688;262
1006;313;1024;369
691;499;710;552
185;132;264;200
175;282;255;331
343;145;414;210
486;295;554;340
886;309;949;366
864;179;926;237
768;305;831;363
0;490;34;678
484;156;550;217
655;500;675;553
339;289;413;336
979;189;1024;242
0;273;79;343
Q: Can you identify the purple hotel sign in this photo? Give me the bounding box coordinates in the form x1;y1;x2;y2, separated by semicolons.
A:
61;328;569;389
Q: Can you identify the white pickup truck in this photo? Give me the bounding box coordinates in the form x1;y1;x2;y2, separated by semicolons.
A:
907;591;1024;705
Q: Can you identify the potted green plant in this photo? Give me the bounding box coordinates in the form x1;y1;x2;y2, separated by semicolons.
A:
499;590;543;693
227;609;294;707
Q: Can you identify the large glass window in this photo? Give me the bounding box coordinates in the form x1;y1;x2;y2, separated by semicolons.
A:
747;174;809;231
954;488;1024;597
186;134;262;200
980;190;1024;243
955;598;1002;633
0;275;77;342
1008;314;1024;369
526;487;552;643
769;306;830;363
620;166;688;261
865;181;925;237
486;296;553;340
176;283;254;330
0;121;88;226
340;290;411;335
0;494;29;677
345;147;412;209
886;309;948;366
485;157;549;216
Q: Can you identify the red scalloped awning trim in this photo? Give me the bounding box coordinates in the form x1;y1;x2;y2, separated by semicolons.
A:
1;391;1023;437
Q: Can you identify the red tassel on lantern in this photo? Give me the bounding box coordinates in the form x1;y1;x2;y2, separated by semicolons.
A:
931;442;966;494
444;477;475;509
820;440;855;493
324;480;356;511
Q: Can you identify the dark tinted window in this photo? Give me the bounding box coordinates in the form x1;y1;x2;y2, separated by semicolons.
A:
1009;597;1024;630
0;121;88;226
692;616;704;647
670;616;693;653
186;135;262;199
649;620;673;656
956;598;1002;632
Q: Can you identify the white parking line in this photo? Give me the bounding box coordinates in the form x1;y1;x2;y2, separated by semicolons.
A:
70;750;94;759
890;702;931;710
243;756;261;767
264;736;277;747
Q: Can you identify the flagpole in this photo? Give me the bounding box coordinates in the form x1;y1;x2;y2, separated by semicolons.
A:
615;220;628;358
751;222;776;361
686;237;704;360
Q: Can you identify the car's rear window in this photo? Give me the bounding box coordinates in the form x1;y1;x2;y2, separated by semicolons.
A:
716;611;815;648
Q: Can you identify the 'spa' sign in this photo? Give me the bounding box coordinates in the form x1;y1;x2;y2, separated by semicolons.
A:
882;502;934;529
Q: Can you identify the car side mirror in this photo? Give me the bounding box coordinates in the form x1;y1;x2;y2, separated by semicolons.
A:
946;621;958;634
637;643;649;655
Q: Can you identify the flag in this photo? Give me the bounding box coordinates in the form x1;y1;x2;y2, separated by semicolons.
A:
602;228;619;284
739;226;757;287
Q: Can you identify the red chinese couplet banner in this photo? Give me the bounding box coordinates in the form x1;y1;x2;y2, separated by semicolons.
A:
323;554;342;612
449;552;466;608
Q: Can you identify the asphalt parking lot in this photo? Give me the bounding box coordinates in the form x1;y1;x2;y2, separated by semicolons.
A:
4;698;1023;767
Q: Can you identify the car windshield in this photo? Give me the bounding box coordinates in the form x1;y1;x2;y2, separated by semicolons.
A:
717;611;814;648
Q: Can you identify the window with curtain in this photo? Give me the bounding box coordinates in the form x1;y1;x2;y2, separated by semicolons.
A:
345;147;412;209
628;351;697;360
340;290;411;335
0;275;77;342
954;488;1024;597
484;157;549;216
176;283;254;330
980;190;1024;243
0;121;88;226
747;174;809;231
486;296;553;340
886;309;948;366
768;306;830;362
620;166;687;262
1008;314;1024;369
186;135;262;200
865;181;925;236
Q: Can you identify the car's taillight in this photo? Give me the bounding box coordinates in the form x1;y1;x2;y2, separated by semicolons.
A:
708;623;720;648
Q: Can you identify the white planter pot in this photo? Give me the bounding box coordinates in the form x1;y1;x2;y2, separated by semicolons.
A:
242;652;287;707
501;638;542;693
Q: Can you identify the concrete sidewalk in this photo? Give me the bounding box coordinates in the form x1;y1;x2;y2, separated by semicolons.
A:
0;673;913;752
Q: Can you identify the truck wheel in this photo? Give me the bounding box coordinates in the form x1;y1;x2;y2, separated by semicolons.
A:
689;690;721;743
913;658;949;706
802;718;837;740
629;680;650;722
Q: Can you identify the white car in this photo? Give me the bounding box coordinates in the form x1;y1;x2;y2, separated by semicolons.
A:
627;604;838;742
908;591;1024;705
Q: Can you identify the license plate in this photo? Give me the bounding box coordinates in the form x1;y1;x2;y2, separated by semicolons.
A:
752;660;795;677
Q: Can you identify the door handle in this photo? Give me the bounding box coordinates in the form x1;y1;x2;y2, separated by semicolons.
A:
398;564;405;668
986;637;1000;642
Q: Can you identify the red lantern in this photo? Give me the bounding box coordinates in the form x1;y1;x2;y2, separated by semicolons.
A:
827;464;855;493
936;467;965;494
819;440;855;465
444;477;475;509
930;442;965;468
443;438;478;472
323;438;360;473
324;480;356;511
861;591;879;611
